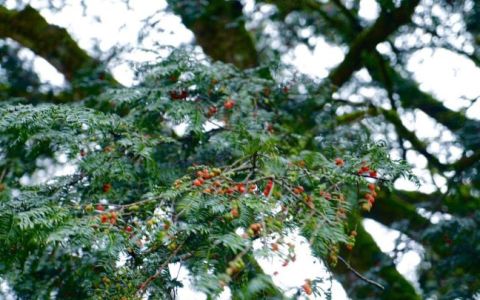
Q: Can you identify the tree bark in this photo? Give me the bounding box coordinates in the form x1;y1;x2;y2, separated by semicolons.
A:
168;0;258;69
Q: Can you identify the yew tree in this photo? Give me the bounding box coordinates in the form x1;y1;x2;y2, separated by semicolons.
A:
0;0;479;299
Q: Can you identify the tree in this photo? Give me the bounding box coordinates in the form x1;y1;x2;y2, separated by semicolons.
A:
0;0;479;299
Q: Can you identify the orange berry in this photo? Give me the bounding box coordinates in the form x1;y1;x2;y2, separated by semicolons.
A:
230;208;239;218
368;183;376;192
302;280;312;295
335;158;345;166
213;180;221;187
193;179;203;187
293;186;304;194
224;99;235;110
236;183;246;193
364;193;375;203
271;243;279;251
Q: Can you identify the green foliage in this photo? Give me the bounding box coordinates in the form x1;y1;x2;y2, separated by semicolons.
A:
0;51;411;299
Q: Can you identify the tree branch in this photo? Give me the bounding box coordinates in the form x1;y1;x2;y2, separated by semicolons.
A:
167;0;258;69
338;256;385;290
328;0;420;87
0;5;116;86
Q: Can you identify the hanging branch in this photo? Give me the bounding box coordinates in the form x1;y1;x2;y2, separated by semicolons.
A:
337;256;385;290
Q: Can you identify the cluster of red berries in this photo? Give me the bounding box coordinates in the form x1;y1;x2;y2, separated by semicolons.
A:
100;211;117;225
357;163;378;178
346;230;357;251
192;168;221;187
191;168;258;198
361;183;379;211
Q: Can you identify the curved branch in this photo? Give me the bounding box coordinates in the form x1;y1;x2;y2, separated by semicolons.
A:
328;0;420;87
0;5;117;91
167;0;258;69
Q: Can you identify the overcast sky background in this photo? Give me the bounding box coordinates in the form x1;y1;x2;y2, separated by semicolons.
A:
2;0;480;298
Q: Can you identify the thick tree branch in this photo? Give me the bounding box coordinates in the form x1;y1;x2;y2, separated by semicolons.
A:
167;0;258;69
364;190;431;241
364;52;480;150
328;0;420;87
0;5;105;82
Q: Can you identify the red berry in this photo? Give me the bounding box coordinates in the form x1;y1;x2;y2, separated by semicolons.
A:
358;165;370;174
335;158;345;167
293;186;304;194
230;208;239;218
368;183;376;192
207;106;218;117
109;212;117;222
369;170;378;178
125;226;133;233
364;193;375;203
103;183;112;193
302;280;312;295
213;180;221;188
193;179;203;187
100;214;109;223
224;99;235;110
263;180;273;197
96;204;105;211
271;243;279;251
236;183;246;193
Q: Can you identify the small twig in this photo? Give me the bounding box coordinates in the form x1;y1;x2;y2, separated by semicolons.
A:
337;256;384;290
137;243;184;295
0;168;7;182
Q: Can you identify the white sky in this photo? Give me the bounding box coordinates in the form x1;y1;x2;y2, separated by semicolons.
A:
3;0;480;299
